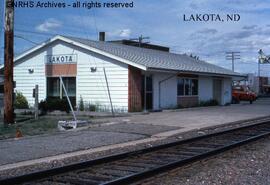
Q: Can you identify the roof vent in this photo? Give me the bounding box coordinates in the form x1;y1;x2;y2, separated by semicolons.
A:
99;32;105;42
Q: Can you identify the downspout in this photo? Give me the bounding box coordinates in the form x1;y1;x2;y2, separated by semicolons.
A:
158;74;177;109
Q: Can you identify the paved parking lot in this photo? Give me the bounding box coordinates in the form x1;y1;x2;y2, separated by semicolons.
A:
0;98;269;167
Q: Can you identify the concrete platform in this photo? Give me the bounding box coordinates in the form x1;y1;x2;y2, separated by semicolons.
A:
0;98;270;171
96;99;270;131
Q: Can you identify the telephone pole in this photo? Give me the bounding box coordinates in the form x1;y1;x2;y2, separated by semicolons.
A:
226;52;240;72
130;35;150;47
4;0;14;124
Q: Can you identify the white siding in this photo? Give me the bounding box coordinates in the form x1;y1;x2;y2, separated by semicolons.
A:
152;74;232;110
14;40;129;111
152;72;177;110
198;76;213;102
222;78;232;105
199;76;232;105
77;50;128;112
14;52;47;106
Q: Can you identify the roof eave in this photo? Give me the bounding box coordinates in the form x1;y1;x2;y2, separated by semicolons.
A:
147;67;246;78
14;35;147;71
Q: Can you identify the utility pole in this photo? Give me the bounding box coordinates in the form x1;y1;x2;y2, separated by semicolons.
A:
130;35;150;47
257;49;270;95
258;49;263;78
226;52;240;72
4;0;14;124
257;49;270;75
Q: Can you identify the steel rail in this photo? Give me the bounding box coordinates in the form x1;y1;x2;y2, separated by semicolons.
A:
1;117;270;185
103;131;270;185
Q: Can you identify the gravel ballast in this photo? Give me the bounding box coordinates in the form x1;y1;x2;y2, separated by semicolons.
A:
141;136;270;185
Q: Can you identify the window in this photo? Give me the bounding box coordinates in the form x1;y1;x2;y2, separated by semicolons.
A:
177;79;184;96
62;77;76;97
47;78;60;97
177;78;198;96
185;79;191;95
47;77;76;98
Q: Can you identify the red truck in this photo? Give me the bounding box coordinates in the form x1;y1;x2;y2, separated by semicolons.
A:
232;85;257;104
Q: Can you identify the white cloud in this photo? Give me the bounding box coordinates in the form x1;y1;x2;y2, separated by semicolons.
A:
35;18;62;32
64;14;136;40
119;29;131;37
107;29;132;38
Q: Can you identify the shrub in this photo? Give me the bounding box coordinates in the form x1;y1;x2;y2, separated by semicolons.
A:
199;99;219;107
79;96;84;111
39;97;71;114
38;100;48;115
89;103;96;112
177;104;184;109
14;91;29;109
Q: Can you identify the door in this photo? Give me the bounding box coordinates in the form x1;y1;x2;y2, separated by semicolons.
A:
141;75;153;110
213;79;222;105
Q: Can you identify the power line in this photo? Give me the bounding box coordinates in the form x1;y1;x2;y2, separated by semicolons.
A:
15;28;56;37
226;51;240;72
92;9;99;40
14;34;39;45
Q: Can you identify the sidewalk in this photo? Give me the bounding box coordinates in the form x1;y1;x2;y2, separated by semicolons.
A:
0;99;270;173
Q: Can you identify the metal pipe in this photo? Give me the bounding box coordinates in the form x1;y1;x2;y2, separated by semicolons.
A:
34;85;39;120
59;77;77;123
103;68;115;117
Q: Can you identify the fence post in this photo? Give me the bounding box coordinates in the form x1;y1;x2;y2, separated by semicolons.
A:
34;85;39;120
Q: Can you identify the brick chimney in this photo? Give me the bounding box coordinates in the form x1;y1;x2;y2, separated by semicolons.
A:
99;32;105;41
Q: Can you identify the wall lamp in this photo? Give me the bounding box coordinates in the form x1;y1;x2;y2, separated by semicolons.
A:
90;67;97;73
28;69;34;74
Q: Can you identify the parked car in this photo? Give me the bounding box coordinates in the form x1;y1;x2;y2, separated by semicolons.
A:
232;85;257;104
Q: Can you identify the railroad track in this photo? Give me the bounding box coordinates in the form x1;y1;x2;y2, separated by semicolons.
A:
2;118;270;185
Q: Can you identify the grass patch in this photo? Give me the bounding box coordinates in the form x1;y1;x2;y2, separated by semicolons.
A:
0;117;59;140
0;114;106;140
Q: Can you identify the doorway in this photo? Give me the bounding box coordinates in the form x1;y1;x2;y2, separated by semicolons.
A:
141;75;153;110
213;79;222;105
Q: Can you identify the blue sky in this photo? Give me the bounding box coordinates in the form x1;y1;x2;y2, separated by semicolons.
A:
1;0;270;76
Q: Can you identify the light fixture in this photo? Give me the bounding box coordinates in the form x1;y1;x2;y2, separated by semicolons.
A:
28;69;34;74
90;67;97;73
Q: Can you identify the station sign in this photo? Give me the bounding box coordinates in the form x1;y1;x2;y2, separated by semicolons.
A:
45;54;77;64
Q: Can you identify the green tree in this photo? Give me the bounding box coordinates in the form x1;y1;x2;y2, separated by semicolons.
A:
14;91;29;109
79;96;84;111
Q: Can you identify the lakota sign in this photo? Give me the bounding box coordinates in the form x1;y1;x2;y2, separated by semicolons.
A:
46;54;77;64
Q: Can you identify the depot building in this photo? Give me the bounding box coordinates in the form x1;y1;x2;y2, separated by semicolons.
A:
12;35;243;112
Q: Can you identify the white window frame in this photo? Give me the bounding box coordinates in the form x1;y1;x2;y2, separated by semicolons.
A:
177;77;199;97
